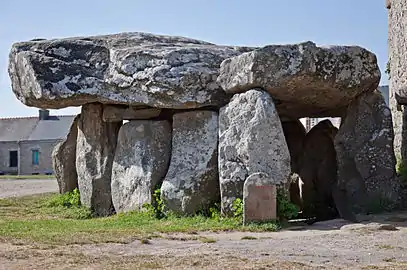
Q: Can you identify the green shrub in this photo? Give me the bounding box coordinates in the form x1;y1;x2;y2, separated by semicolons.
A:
142;188;166;219
44;188;92;219
277;191;299;220
396;157;407;183
46;188;81;208
232;198;243;218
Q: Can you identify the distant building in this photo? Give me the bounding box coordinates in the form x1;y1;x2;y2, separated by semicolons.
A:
0;110;75;175
300;117;341;132
378;85;389;105
299;86;389;132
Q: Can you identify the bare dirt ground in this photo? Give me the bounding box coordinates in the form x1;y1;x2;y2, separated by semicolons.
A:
0;178;58;199
1;181;407;269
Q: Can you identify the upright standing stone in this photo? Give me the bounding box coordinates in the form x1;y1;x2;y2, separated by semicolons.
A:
282;120;307;210
243;173;277;225
219;89;291;215
299;120;339;220
160;111;219;215
335;90;399;213
76;103;121;216
111;120;171;213
52;114;80;194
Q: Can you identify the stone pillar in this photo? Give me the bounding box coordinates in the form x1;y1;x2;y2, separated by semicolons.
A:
76;103;121;216
111;120;171;213
160;110;219;215
335;90;399;213
52;114;80;194
218;89;291;215
388;0;407;161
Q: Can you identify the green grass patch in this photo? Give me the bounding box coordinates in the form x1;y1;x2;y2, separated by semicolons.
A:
0;193;280;245
198;236;217;243
0;174;55;180
241;235;258;240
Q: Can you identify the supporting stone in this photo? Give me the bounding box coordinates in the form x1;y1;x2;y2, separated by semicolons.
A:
388;0;407;209
76;103;121;216
243;173;277;225
299;120;340;221
103;105;162;122
219;89;291;215
52;114;80;194
335;90;399;214
111;120;171;213
282;120;307;210
160;110;219;215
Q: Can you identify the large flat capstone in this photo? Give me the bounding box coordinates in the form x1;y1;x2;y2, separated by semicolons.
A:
217;42;381;118
8;32;252;109
219;89;291;215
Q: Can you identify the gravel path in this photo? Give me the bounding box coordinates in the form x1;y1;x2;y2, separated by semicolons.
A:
1;179;407;269
0;178;58;199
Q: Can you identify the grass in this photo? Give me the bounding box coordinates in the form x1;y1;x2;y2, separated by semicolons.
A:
0;174;55;180
0;193;280;245
241;235;258;240
377;244;394;250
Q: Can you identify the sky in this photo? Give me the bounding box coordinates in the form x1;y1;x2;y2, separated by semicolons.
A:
0;0;389;117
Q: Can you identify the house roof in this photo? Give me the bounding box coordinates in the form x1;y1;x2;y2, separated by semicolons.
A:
0;115;76;142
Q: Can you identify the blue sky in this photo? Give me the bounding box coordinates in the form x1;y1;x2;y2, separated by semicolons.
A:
1;0;389;117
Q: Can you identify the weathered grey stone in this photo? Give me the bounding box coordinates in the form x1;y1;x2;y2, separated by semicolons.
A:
335;90;399;213
52;115;80;194
282;120;306;210
388;0;407;176
76;103;121;216
299;120;339;221
8;32;252;109
103;105;161;122
219;89;291;215
217;42;381;118
111;120;171;213
160;110;219;215
243;173;277;225
388;0;407;104
282;120;306;173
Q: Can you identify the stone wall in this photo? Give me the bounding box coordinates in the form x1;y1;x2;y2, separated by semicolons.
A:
19;140;61;175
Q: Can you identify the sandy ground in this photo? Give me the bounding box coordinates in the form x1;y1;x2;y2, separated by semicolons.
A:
0;178;58;199
1;179;407;269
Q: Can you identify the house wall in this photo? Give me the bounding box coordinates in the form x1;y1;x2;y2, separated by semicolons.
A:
19;139;62;175
0;141;19;174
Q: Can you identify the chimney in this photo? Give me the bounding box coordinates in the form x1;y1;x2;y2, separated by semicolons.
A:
39;109;50;120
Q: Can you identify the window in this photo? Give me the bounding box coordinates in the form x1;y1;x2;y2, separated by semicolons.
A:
9;151;18;168
32;150;39;165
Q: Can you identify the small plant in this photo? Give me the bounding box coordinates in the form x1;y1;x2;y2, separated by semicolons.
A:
385;59;391;78
198;236;216;243
46;188;81;208
142;188;166;219
44;188;92;219
277;191;299;220
232;198;243;218
396;157;407;183
241;236;257;240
